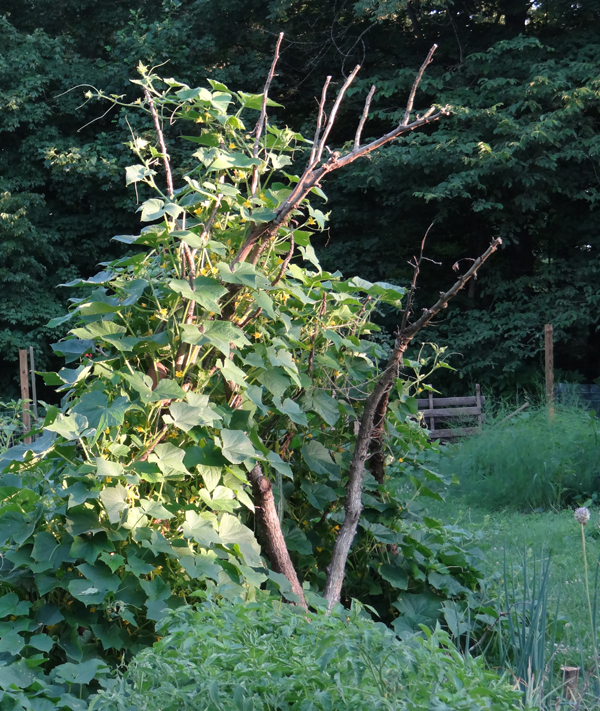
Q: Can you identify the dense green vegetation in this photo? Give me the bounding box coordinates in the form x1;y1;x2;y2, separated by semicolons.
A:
91;597;522;711
437;403;600;509
2;2;600;709
2;0;600;395
0;63;497;709
427;493;600;707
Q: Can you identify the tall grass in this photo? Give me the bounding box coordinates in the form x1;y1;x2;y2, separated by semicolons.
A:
437;404;600;510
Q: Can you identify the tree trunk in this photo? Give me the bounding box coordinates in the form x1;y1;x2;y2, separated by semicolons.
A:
368;383;395;486
323;341;408;610
248;465;308;609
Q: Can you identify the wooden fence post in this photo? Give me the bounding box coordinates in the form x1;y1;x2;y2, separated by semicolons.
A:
29;346;38;421
19;349;31;445
544;324;554;415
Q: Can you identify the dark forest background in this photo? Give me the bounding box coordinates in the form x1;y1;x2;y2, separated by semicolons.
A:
2;0;600;398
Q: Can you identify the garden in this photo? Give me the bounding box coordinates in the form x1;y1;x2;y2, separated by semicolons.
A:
2;3;600;709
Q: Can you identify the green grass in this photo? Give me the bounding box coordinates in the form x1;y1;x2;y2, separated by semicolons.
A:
441;502;600;663
435;404;600;510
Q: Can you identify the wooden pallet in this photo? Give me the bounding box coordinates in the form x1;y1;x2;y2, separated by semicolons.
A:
416;385;484;439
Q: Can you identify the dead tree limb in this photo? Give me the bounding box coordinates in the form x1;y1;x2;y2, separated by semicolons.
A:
232;44;448;267
251;32;284;197
248;465;308;610
354;85;376;150
369;223;435;484
323;237;502;611
144;88;174;199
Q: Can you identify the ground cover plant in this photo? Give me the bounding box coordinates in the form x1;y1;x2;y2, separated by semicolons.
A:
427;472;600;708
0;45;506;708
90;596;523;711
435;403;600;510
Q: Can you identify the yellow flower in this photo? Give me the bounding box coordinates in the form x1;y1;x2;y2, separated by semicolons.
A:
195;117;203;124
253;331;261;339
106;477;112;483
200;267;208;276
280;292;290;302
90;607;96;613
159;308;167;316
175;370;183;378
229;143;236;149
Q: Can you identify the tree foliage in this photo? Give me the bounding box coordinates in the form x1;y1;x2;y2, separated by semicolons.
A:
2;0;600;393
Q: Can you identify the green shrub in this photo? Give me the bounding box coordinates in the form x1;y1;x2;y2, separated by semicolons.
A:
437;405;600;510
90;597;523;711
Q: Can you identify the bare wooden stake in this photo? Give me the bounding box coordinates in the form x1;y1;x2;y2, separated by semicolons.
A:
545;324;554;407
560;666;580;700
354;85;376;150
30;346;38;439
19;350;31;445
144;87;174;198
323;237;502;611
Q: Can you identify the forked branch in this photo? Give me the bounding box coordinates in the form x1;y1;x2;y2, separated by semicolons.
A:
323;237;502;610
233;44;448;266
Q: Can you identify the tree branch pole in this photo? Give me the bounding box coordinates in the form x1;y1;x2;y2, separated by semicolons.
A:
251;32;284;197
369;223;434;484
248;465;308;609
322;237;502;610
144;88;174;199
232;45;448;267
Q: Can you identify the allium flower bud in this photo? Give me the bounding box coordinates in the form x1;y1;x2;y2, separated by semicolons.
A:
575;507;591;526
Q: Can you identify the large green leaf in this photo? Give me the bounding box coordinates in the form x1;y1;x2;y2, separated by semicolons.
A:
217;358;247;387
219;429;257;464
301;441;340;480
302;390;340;426
257;368;290;398
300;481;338;511
181;511;223;547
283;524;312;555
45;413;88;440
273;397;307;426
71;320;126;340
99;485;128;524
148;443;189;477
139;499;175;520
169;277;227;314
217;262;270;289
379;563;409;590
181;321;250;357
54;659;109;685
179;555;222;582
266;451;293;479
71;392;131;430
